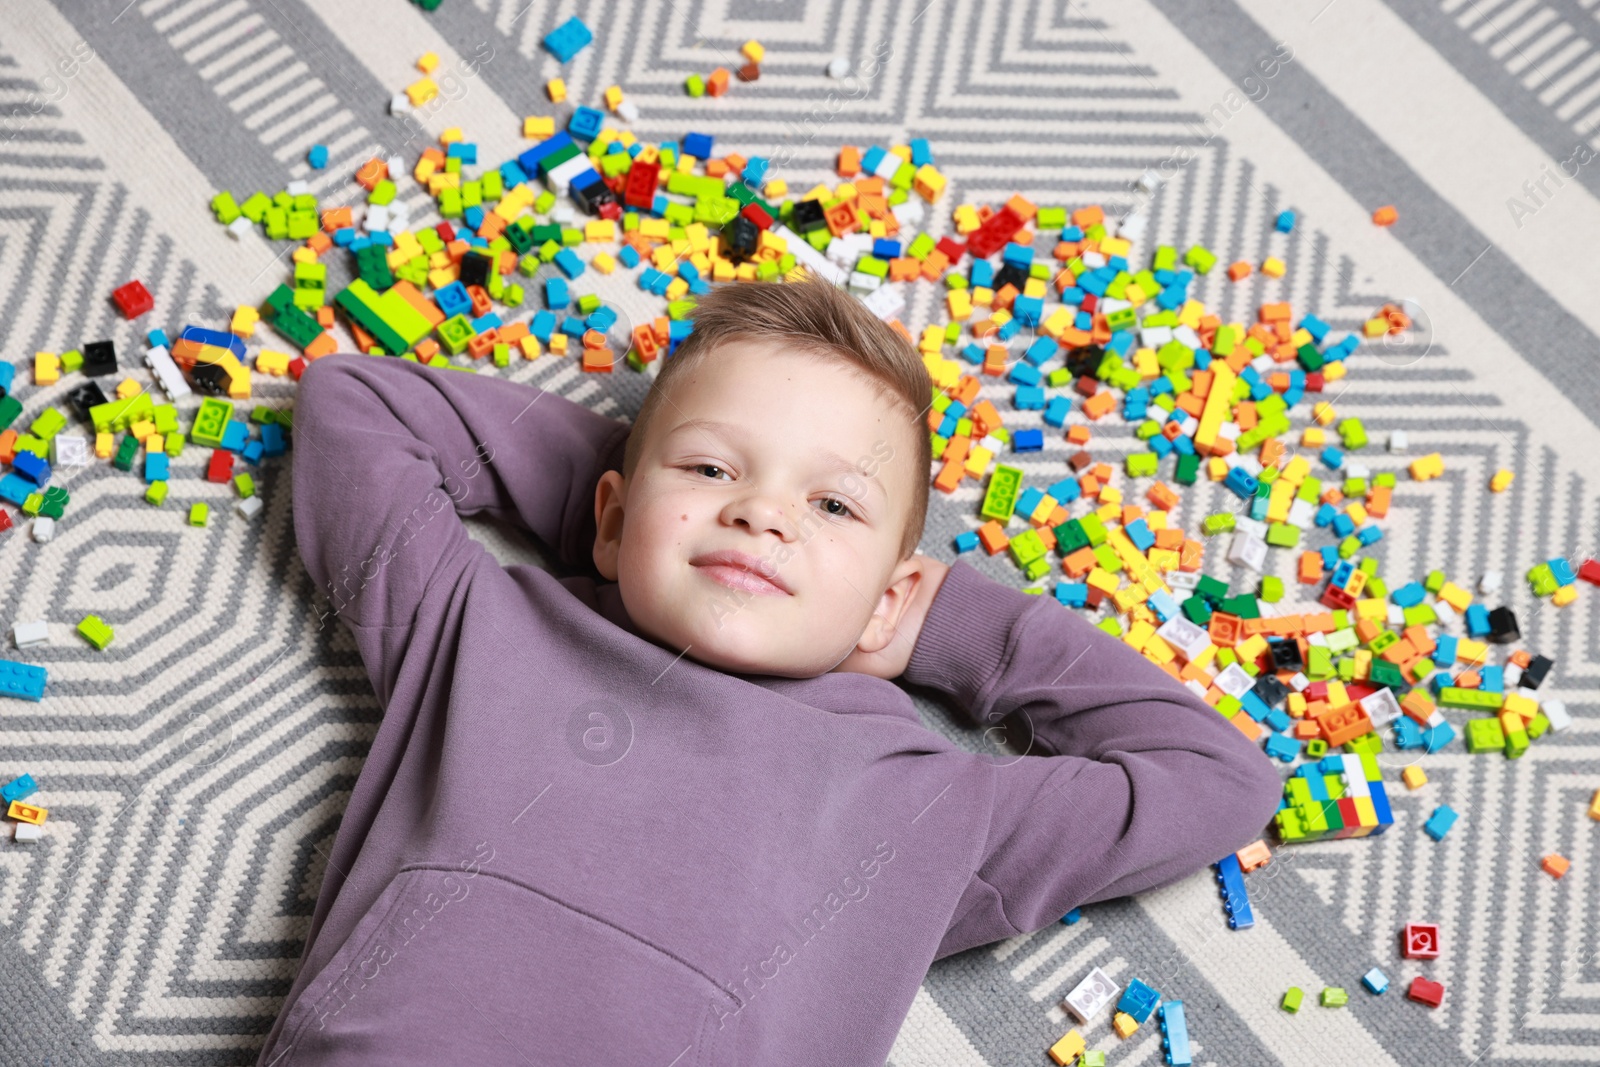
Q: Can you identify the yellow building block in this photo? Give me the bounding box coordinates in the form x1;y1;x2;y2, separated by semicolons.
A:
1262;256;1286;277
963;445;993;479
129;419;155;441
546;77;566;102
518;335;541;360
591;253;617;275
1113;1012;1139;1039
1409;453;1445;481
1194;362;1235;455
417;51;439;73
741;40;765;63
8;799;46;825
117;378;144;400
35;351;59;386
1402;765;1428;790
1086;568;1120;595
603;85;625;111
405;78;439;106
145;433;164;454
584;219;616;242
95;432;113;458
1047;1029;1085;1066
1589;788;1600;821
232;305;259;337
1300;427;1326;448
1436;582;1472;612
1490;469;1514;492
549;333;568;355
1312;401;1337;426
947;288;974;321
1553;583;1578;607
256;350;290;376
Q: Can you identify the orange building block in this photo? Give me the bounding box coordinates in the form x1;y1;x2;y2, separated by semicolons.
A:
1542;854;1570;878
977;520;1009;554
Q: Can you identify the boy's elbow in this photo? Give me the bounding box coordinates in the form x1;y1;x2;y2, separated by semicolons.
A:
1234;748;1283;845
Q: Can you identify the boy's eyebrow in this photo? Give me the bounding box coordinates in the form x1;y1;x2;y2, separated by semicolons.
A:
664;419;886;500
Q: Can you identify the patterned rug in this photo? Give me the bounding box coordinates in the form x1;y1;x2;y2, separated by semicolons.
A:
2;0;1597;1064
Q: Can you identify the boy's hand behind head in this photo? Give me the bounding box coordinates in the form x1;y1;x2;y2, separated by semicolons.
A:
829;554;948;680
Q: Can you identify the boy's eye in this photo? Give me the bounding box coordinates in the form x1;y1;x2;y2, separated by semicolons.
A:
817;496;856;519
692;464;731;480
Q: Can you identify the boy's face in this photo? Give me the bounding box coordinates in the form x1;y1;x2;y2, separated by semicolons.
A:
592;338;925;679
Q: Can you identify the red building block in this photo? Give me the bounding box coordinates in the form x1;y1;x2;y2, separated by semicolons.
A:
1579;558;1600;585
623;160;659;210
112;280;154;319
1402;923;1440;959
1406;977;1444;1008
206;450;234;484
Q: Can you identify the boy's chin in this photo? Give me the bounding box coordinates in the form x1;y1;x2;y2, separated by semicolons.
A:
674;622;845;680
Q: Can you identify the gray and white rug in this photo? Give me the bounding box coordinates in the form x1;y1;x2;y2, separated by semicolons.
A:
1;0;1597;1064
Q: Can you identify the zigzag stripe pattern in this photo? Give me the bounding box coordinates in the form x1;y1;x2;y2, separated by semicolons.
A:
0;1;1595;1064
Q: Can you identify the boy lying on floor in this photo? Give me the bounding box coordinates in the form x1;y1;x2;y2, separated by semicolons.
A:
260;274;1280;1066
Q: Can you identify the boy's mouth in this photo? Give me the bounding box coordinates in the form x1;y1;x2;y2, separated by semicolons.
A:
689;550;793;596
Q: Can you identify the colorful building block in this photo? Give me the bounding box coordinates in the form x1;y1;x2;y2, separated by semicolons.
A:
1157;1001;1191;1066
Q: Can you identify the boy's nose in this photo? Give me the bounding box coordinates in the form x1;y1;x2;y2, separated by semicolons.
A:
721;488;796;541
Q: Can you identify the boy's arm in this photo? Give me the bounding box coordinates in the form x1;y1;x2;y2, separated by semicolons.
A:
902;561;1283;959
291;354;630;636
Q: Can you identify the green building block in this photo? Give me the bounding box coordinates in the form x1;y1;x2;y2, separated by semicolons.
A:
29;408;67;441
112;434;139;472
1438;686;1503;711
1282;988;1303;1013
981;464;1023;522
1126;452;1160;477
1260;575;1284;602
89;391;155;434
1078;513;1108;546
1202;512;1236;536
37;486;68;520
1321;988;1348;1008
145;480;168;506
1465;717;1504;754
234;473;256;499
77;615;114;651
189;503;210;527
437;315;476;355
190;397;235;448
1266;522;1300;548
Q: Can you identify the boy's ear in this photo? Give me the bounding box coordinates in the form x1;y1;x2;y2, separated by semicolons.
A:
592;470;627;580
853;556;924;656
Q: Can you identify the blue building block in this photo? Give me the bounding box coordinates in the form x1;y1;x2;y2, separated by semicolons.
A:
0;473;34;507
0;660;47;702
542;15;592;62
1158;1001;1192;1066
1224;465;1259;499
1012;428;1044;452
241;438;265;466
568;106;605;142
11;450;50;487
682;132;714;159
434;281;472;319
1264;732;1299;762
1125;518;1155;551
1043;396;1072;428
308;144;329;169
553;248;586;279
1362;968;1389;995
260;423;286;458
1014;386;1045;411
1214;854;1255;929
1061;907;1082;924
618;244;640;269
220;421;248;452
1055;583;1087;608
587;306;618;331
1276;210;1295;233
1117;978;1160;1024
1549;557;1576;586
1;773;37;804
954;530;980;553
144;452;169;483
1423;805;1458;841
545;277;570;309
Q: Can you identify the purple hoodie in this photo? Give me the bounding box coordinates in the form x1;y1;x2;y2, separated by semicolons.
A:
260;353;1281;1067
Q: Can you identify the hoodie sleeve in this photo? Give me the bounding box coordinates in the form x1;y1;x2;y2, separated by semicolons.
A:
290;353;630;656
901;561;1283;959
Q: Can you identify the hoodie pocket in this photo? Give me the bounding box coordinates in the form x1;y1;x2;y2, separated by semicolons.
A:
272;865;738;1067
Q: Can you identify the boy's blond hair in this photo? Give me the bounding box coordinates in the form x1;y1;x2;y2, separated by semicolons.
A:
623;275;932;558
